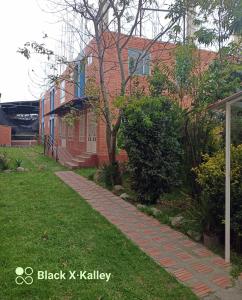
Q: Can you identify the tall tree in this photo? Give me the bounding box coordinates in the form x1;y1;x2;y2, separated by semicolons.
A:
193;0;242;50
19;0;186;167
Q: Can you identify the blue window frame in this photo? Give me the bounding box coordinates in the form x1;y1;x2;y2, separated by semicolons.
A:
41;96;45;118
41;121;45;143
74;65;79;97
50;119;54;139
50;88;55;112
41;96;45;142
128;49;150;75
50;88;55;139
74;61;85;97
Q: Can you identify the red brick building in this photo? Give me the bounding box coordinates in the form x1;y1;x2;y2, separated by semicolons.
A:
0;125;11;146
0;101;39;147
40;32;216;168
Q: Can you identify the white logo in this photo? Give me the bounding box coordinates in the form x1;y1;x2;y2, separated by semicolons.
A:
15;267;33;285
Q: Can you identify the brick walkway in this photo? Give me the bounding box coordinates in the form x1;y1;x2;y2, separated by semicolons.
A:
56;171;242;299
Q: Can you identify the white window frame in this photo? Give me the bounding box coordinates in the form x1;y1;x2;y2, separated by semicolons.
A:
128;48;150;76
87;54;93;65
60;80;65;103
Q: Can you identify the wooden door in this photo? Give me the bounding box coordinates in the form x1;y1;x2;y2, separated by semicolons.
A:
87;111;97;153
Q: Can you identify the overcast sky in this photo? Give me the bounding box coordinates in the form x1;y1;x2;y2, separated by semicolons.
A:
0;0;216;103
0;0;175;103
0;0;59;103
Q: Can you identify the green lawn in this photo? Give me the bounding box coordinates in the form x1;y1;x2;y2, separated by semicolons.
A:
75;167;96;180
0;146;196;300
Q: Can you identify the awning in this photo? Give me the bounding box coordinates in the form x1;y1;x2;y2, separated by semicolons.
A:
44;96;93;116
0;108;13;126
0;100;39;114
207;90;242;110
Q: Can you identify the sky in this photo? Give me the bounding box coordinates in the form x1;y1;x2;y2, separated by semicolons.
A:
0;0;59;103
0;0;216;103
0;0;174;103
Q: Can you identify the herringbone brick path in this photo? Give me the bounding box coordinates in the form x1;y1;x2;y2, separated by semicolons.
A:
56;171;242;299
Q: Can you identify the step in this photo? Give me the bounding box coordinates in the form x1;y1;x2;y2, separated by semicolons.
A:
64;161;79;169
11;140;37;146
76;154;92;159
71;158;85;164
57;149;74;162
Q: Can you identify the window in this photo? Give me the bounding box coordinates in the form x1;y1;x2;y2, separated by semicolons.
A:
74;61;85;97
41;121;45;142
60;80;65;103
50;118;54;138
41;96;45;118
87;54;93;65
50;88;55;112
128;49;150;75
79;113;85;142
74;65;79;97
49;89;55;139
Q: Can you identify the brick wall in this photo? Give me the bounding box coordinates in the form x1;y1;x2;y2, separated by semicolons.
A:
39;32;217;165
0;125;11;146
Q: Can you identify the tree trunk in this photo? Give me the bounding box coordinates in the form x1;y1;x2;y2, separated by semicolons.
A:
106;124;119;164
106;126;116;164
105;125;122;185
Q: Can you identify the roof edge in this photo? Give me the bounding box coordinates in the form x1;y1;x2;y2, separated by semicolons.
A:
207;90;242;110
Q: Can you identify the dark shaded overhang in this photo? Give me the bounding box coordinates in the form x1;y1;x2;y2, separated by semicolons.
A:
0;108;13;126
44;96;94;116
0;100;39;114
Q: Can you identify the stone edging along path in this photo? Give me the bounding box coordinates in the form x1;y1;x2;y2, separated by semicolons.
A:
55;171;242;299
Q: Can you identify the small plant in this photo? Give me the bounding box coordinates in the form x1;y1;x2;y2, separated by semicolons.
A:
88;173;94;181
137;205;171;225
182;195;214;235
0;152;10;171
15;159;23;168
99;162;122;189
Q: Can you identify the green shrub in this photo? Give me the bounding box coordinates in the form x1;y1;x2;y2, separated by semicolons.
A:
0;152;10;171
122;97;183;204
182;108;222;195
98;162;122;189
194;145;242;251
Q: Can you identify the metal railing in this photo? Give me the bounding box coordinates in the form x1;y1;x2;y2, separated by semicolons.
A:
43;135;58;162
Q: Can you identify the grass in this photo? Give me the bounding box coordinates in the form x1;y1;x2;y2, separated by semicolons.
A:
0;146;197;300
75;167;96;180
